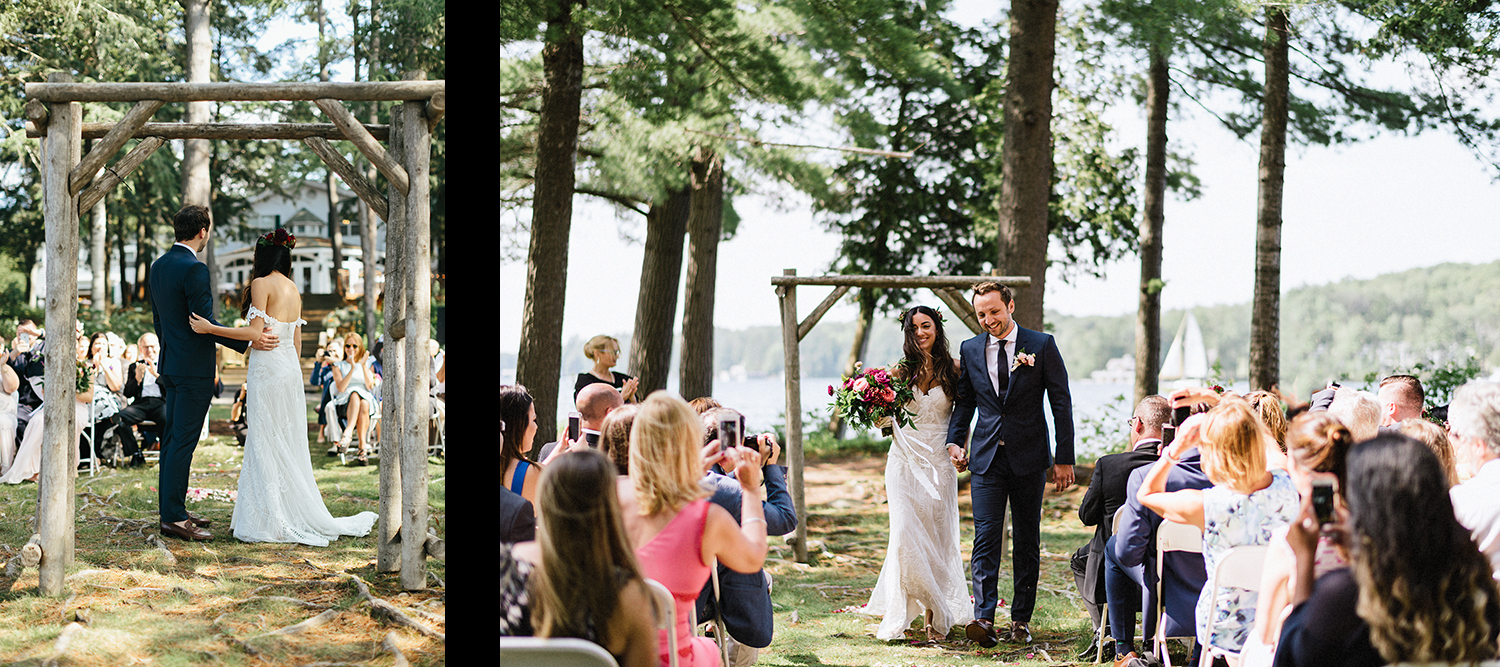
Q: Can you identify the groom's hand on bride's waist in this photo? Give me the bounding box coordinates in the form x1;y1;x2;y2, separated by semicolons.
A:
251;328;279;351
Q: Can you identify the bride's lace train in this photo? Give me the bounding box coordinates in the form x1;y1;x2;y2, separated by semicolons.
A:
861;387;973;639
231;306;377;546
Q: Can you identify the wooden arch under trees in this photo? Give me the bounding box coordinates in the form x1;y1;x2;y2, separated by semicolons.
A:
774;270;1031;563
23;72;444;596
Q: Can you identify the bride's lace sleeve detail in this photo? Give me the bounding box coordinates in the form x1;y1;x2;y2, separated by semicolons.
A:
247;305;271;323
292;318;307;327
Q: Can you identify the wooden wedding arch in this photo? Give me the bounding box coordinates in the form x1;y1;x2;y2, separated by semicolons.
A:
774;270;1031;563
24;71;444;596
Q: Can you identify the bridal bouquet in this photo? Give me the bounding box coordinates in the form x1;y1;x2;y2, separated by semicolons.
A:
828;364;917;434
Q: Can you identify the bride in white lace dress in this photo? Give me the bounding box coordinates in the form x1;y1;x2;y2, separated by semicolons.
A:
189;231;377;545
861;306;974;640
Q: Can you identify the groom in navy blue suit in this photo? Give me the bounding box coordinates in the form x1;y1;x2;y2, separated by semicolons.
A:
947;282;1074;646
150;205;274;541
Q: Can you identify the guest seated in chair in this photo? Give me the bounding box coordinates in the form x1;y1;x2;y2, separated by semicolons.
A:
117;332;166;468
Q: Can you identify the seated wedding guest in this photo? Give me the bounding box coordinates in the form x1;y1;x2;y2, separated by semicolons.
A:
117;333;165;468
500;542;533;636
1274;434;1500;667
500;385;541;505
311;340;338;446
510;450;657;667
695;408;795;666
499;428;537;545
1245;390;1289;454
1;334;94;483
538;382;623;462
619;392;768;667
575;335;639;403
689;396;721;414
1115;397;1215;663
1327;387;1380;442
598;405;639;476
1239;413;1354;667
0;337;18;474
8;322;44;444
1398;419;1457;486
1375;374;1424;428
1138;397;1299;661
1445;381;1500;580
328;332;378;464
1076;395;1168;661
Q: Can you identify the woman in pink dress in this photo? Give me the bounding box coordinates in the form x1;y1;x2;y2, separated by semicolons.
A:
617;392;769;667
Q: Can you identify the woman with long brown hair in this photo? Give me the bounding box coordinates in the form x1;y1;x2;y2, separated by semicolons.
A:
860;305;973;640
510;449;657;666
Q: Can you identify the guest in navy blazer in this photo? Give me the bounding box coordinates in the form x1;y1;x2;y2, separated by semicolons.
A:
149;206;267;541
695;409;796;665
1114;446;1211;644
947;282;1075;645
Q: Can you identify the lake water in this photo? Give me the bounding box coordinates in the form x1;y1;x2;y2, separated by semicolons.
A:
536;373;1251;460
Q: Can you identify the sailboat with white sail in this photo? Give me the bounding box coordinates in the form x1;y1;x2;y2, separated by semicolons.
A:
1160;310;1210;390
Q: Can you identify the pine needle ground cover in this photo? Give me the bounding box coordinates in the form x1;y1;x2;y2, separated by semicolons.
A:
0;435;444;666
760;452;1121;667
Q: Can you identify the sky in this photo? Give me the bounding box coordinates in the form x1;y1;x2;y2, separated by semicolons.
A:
499;2;1500;360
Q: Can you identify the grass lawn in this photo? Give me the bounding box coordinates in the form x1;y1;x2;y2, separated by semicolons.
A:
758;451;1130;667
0;428;445;666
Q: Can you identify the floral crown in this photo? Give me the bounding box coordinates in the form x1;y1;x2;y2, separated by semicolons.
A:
258;228;296;250
897;305;946;328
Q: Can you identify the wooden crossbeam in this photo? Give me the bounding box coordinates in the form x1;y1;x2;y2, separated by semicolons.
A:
76;137;166;213
304;137;390;221
315;99;409;197
26;80;444;103
931;287;985;336
797;285;850;342
29;121;391;141
69;99;163;195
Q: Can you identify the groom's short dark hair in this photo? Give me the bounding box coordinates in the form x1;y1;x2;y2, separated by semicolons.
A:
971;281;1012;304
173;205;212;241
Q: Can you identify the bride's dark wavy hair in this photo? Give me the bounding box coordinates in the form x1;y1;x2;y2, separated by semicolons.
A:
897;305;959;397
239;241;294;319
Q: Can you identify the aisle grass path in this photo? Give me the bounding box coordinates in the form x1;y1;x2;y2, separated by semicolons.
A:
759;452;1103;667
0;432;444;666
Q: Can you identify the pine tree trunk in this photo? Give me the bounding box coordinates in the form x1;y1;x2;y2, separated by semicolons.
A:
116;217;130;307
994;0;1059;331
1250;8;1289;392
181;0;211;209
90;190;106;312
830;289;877;439
514;0;583;445
629;186;691;396
361;0;381;338
1134;46;1169;405
679;147;723;403
136;216;151;304
319;0;345;297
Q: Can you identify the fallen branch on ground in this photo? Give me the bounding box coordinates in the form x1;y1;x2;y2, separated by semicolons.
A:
382;631;410;667
144;534;177;566
404;606;444;626
346;574;444;641
237;596;329;611
211;614;259;657
428;571;444;588
0;534;44;590
42;622;83;667
248;609;340;640
425;528;444;562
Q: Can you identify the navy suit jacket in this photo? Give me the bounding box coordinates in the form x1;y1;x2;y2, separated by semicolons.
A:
1077;441;1160;604
1115;447;1211;638
946;326;1074;476
695;464;796;648
149;244;247;377
499;486;536;544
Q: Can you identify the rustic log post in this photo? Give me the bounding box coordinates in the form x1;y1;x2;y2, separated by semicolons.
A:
399;71;432;591
40;71;82;596
424;91;445;132
377;102;407;574
313;98;409;196
777;269;807;563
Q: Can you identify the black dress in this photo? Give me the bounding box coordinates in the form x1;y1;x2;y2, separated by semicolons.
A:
573;371;633;399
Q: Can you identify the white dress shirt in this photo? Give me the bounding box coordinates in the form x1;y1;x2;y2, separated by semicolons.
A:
986;325;1019;395
1451;457;1500;580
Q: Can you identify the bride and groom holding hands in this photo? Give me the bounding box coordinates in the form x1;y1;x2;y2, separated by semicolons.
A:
861;282;1074;647
152;205;376;545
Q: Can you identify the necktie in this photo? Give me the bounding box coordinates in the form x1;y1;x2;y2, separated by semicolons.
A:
987;336;1000;396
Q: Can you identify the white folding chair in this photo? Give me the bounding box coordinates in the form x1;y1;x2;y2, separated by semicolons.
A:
645;578;680;667
1096;506;1131;662
1203;545;1269;664
137;420;161;463
499;636;620;667
1153;520;1202;667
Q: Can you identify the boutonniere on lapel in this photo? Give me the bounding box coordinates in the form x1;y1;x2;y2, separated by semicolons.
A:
1011;348;1036;373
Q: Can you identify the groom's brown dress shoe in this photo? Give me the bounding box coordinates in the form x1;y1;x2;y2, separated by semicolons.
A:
160;520;212;541
1007;621;1032;644
965;618;998;648
185;512;211;528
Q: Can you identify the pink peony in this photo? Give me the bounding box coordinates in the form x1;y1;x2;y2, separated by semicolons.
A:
881;387;896;403
852;377;869;393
